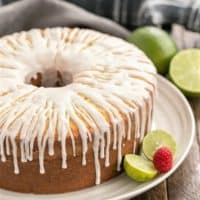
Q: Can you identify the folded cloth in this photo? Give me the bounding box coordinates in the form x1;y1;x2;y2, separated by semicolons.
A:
0;0;130;38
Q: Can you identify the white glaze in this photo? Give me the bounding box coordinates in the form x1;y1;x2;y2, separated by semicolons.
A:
0;28;156;184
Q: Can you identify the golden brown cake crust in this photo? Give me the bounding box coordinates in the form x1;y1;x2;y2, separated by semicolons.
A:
0;87;152;194
0;101;148;193
0;135;139;193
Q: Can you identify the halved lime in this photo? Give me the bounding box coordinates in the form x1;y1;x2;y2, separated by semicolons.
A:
169;49;200;97
127;26;177;74
123;154;157;182
142;130;176;160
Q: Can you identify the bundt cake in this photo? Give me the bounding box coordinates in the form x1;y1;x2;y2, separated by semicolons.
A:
0;28;156;193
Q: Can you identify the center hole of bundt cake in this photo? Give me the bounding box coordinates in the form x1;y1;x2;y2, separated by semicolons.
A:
27;69;73;88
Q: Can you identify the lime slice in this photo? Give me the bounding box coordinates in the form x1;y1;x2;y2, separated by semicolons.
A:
124;154;157;182
169;49;200;97
127;26;177;74
142;130;176;160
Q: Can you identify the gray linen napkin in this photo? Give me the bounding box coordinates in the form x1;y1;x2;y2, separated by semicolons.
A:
0;0;130;38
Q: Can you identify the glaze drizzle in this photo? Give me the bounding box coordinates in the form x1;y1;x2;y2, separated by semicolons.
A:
0;28;156;184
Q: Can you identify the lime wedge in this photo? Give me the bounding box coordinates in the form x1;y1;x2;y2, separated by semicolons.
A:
142;130;176;160
169;49;200;97
127;26;177;74
123;154;157;182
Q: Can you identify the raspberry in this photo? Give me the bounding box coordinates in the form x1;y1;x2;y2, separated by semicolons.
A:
153;147;173;173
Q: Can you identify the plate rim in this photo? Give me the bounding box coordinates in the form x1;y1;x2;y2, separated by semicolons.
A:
111;74;196;200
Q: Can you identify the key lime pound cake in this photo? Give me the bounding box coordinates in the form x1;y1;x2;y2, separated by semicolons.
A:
0;28;156;193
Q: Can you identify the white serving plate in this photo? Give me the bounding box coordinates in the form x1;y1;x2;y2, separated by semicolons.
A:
0;75;195;200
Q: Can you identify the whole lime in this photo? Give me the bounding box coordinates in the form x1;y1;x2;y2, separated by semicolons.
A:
128;26;177;74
